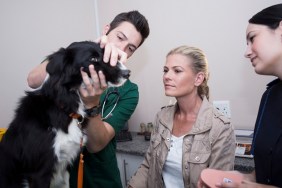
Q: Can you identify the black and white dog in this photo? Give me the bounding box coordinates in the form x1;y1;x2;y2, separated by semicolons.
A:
0;41;130;188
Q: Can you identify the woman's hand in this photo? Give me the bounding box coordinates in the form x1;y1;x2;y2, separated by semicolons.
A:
197;170;251;188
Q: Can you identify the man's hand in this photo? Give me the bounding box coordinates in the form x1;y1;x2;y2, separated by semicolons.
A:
79;35;128;108
95;35;127;66
79;65;107;108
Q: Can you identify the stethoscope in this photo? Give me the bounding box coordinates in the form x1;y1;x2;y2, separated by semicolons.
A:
101;87;120;120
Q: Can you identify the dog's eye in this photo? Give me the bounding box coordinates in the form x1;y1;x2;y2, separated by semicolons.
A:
90;57;98;62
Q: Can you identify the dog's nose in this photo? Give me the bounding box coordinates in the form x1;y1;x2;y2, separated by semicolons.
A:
122;69;131;79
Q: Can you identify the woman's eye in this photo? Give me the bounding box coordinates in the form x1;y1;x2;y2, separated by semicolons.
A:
249;36;255;43
175;69;182;73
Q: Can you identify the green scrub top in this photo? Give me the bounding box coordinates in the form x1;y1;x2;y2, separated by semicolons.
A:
69;79;139;188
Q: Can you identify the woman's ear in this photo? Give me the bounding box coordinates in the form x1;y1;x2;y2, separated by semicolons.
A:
194;72;205;86
102;25;110;35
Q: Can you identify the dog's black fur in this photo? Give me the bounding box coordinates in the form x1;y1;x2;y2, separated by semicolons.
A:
0;41;130;188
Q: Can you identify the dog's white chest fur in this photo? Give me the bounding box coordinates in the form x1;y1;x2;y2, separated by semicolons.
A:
50;114;87;188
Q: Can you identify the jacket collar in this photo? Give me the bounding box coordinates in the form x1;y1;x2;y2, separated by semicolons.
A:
189;97;213;134
159;96;213;134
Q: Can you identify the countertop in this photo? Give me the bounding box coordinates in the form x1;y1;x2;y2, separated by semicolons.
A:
116;132;255;173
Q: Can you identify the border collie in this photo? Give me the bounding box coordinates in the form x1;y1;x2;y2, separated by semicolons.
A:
0;41;130;188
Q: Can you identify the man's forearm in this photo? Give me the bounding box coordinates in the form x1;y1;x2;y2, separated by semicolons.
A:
85;114;115;153
27;60;48;88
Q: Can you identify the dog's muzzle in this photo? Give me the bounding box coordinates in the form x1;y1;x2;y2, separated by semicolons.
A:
122;69;131;79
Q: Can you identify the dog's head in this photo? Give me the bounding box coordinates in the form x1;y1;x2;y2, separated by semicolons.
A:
39;41;130;114
45;41;130;91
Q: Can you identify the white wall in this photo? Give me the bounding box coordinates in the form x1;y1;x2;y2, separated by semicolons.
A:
0;0;97;128
0;1;280;133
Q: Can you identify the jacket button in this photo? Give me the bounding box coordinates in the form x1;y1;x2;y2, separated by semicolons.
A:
195;156;200;161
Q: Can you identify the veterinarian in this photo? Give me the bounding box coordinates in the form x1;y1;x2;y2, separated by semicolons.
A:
27;10;150;188
202;4;282;188
128;45;236;188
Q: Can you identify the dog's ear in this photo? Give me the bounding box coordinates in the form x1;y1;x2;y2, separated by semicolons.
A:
43;46;80;106
44;47;78;93
46;48;66;75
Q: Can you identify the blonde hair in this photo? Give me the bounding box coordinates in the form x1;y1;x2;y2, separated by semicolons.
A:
167;45;210;100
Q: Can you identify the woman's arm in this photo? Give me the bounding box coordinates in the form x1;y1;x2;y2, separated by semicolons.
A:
127;114;161;187
209;118;236;170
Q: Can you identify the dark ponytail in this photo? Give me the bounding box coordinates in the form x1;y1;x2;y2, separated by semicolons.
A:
249;4;282;29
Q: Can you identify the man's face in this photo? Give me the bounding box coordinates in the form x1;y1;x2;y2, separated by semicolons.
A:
105;21;142;58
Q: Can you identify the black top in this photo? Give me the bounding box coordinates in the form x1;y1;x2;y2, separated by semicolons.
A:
252;79;282;187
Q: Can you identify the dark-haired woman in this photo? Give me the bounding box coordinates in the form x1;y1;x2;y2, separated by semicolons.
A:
208;4;282;188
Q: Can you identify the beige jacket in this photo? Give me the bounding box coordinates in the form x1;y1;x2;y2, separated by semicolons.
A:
128;97;236;188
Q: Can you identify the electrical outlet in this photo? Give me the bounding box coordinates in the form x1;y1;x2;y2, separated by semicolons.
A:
213;100;231;118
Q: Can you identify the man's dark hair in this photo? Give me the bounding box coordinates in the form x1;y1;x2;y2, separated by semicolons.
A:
249;3;282;29
106;10;150;47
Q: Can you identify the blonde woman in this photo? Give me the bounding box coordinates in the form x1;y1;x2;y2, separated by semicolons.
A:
128;46;236;188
